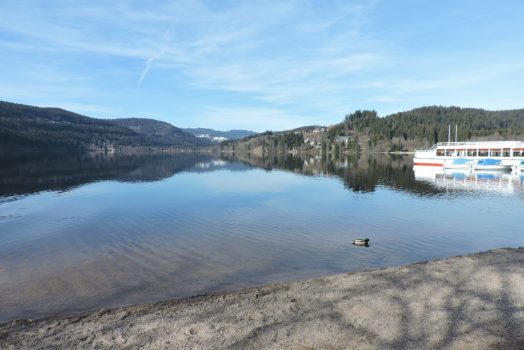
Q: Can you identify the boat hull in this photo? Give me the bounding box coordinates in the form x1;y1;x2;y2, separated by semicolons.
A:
413;158;444;167
473;165;512;171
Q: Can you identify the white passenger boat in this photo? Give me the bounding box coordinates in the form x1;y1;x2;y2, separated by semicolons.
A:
414;141;524;169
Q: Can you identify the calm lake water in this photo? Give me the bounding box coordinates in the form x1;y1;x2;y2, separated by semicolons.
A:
1;152;523;322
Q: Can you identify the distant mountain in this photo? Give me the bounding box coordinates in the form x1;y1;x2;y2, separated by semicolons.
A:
0;101;211;152
111;118;209;147
183;128;256;142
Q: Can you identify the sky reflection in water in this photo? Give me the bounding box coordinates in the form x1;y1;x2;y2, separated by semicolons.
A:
0;153;523;322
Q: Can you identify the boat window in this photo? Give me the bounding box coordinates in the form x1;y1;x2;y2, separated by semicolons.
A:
436;149;445;156
478;149;489;157
445;149;455;156
514;150;523;157
503;149;511;157
491;149;502;157
467;149;477;156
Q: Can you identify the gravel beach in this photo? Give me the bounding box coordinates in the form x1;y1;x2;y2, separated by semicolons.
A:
1;248;523;349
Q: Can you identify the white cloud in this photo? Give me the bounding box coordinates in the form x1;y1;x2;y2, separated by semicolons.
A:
357;61;524;110
185;53;379;105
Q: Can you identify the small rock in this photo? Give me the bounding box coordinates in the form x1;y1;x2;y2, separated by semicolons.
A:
189;328;197;335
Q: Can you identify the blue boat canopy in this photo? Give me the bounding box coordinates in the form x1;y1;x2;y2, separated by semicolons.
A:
452;158;470;165
477;158;501;166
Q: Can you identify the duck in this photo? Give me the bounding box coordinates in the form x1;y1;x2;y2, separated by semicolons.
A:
352;238;370;246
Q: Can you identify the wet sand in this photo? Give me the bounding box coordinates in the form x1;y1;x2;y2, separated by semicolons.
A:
1;248;523;349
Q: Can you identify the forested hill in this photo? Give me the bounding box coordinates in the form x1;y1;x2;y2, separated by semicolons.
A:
111;118;206;147
223;106;524;155
342;106;524;150
0;101;211;152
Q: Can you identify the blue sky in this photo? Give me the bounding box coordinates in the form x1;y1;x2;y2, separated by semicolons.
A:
1;0;523;131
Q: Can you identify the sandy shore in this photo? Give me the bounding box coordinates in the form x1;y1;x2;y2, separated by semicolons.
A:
1;248;523;349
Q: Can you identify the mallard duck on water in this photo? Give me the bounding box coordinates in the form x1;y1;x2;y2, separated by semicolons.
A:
352;238;370;246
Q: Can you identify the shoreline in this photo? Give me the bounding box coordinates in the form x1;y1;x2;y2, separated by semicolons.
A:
1;248;523;349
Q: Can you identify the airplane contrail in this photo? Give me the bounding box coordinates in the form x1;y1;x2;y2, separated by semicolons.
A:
137;27;172;88
137;50;163;87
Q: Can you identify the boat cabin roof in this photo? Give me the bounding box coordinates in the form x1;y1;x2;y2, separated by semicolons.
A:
429;141;523;150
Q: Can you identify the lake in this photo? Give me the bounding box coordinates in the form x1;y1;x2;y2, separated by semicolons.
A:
1;152;523;322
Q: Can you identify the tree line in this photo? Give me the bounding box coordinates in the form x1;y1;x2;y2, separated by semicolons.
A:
343;106;524;149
